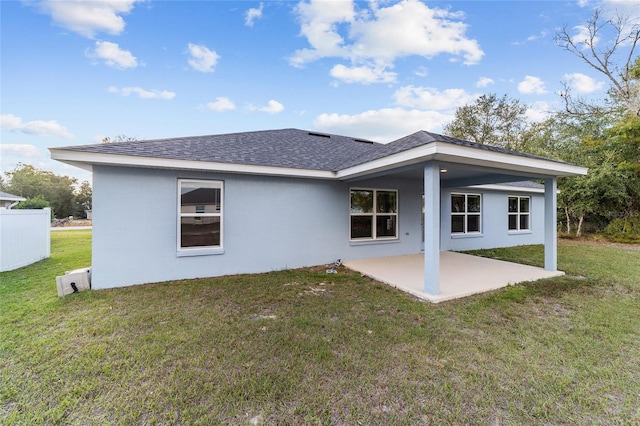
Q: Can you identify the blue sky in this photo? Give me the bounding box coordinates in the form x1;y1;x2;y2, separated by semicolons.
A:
1;0;639;183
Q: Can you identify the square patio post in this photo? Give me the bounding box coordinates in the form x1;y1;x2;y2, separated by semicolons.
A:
544;177;558;271
424;162;440;295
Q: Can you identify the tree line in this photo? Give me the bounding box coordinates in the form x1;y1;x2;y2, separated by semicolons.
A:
1;164;92;219
444;8;639;241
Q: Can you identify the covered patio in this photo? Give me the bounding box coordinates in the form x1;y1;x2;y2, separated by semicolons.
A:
343;252;565;303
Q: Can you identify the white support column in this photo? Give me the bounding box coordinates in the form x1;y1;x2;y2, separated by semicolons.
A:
544;177;558;271
424;162;440;295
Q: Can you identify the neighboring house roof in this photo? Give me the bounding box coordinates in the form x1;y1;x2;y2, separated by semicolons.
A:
50;128;588;180
0;191;26;202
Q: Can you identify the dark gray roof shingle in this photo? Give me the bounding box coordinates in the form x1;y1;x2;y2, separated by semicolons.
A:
58;128;381;171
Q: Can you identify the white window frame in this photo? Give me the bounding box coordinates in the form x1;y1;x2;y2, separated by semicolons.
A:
508;195;531;233
451;193;482;235
349;188;398;241
177;179;224;256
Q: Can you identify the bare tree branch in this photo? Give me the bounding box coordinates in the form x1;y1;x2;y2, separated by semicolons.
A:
555;7;640;115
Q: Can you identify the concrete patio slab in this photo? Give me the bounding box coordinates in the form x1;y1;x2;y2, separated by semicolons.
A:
343;252;565;303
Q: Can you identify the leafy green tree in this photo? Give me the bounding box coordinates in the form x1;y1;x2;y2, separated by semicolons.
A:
443;94;529;150
559;154;631;236
15;196;51;210
74;180;93;218
3;164;77;218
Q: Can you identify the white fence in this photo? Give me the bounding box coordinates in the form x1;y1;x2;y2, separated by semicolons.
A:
0;208;51;272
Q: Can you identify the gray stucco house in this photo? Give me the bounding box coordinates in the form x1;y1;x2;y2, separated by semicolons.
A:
50;128;587;297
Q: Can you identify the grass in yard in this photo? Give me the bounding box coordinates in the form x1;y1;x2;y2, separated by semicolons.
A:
1;231;639;424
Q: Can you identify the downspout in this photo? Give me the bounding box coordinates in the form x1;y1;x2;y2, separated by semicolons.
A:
7;201;20;210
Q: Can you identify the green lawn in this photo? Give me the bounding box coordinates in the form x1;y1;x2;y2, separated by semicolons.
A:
1;231;639;425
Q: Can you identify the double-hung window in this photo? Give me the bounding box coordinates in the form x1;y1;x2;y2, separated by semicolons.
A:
451;193;481;234
178;179;223;252
508;196;530;231
350;189;398;240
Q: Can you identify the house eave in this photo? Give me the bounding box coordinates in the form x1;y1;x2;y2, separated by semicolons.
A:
336;142;588;180
49;149;337;180
50;140;588;181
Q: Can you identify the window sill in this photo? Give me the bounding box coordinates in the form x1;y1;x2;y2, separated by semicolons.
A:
176;247;225;257
508;230;532;235
349;238;400;246
450;233;483;239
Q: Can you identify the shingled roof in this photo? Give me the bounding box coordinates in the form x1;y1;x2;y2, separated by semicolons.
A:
53;128;564;172
56;129;381;172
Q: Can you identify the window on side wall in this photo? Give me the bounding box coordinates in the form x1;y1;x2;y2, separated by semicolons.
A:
451;193;481;234
350;189;398;241
178;179;223;252
508;196;530;231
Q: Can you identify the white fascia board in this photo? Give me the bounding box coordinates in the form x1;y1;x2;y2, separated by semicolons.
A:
336;144;439;180
49;149;337;180
432;143;587;177
336;142;588;180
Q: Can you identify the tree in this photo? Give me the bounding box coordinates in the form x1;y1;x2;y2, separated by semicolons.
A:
102;134;138;143
555;8;640;116
74;180;93;218
443;94;529;150
2;164;77;218
558;153;631;236
15;196;50;210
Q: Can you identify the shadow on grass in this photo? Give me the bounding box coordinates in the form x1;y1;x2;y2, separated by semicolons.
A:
480;275;597;305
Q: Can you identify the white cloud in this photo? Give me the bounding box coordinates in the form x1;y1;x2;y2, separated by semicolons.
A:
518;75;547;94
564;72;605;93
246;100;284;114
35;0;141;38
290;0;484;83
314;107;453;142
0;114;74;139
187;43;220;73
245;2;264;27
0;144;50;180
289;0;355;66
526;101;553;122
108;86;176;99
86;41;138;69
414;66;428;77
570;25;598;48
601;0;640;21
476;77;494;88
206;97;236;111
261;100;285;114
393;86;476;110
330;63;396;84
527;31;548;42
0;143;42;158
